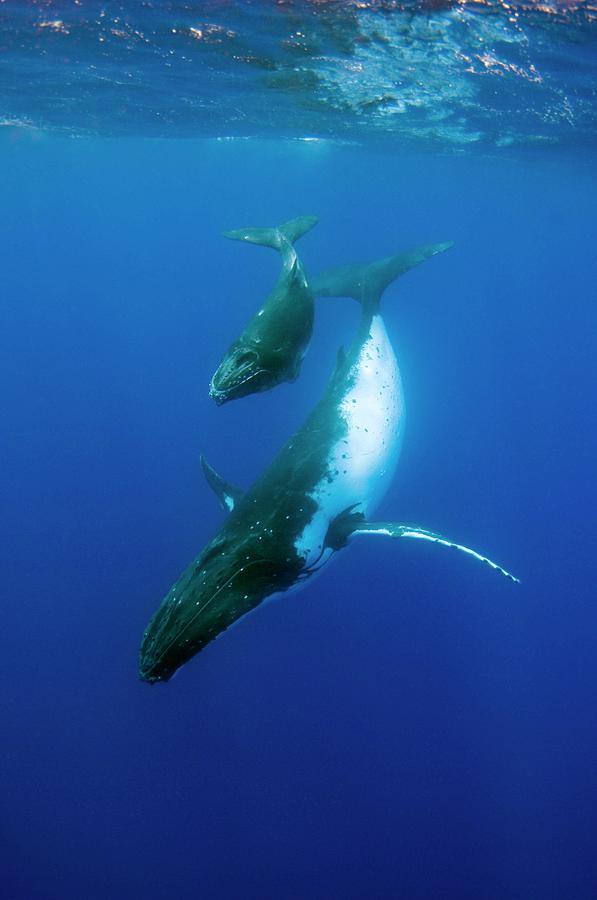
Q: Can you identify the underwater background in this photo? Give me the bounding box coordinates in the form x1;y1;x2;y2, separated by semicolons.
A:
2;2;597;899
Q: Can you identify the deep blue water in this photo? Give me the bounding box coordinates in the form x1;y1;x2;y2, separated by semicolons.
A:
2;4;597;899
2;134;596;900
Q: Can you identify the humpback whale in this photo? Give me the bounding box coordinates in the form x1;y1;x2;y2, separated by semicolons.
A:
209;215;318;404
140;240;518;683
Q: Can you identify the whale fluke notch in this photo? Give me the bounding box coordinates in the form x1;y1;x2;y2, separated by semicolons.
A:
200;455;244;513
348;521;520;583
311;240;453;309
222;215;318;252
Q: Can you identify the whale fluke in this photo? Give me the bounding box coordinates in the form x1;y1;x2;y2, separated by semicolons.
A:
349;521;520;583
223;215;318;252
200;455;244;513
312;240;453;309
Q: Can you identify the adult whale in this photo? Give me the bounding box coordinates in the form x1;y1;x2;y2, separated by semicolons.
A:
209;215;317;404
140;240;518;683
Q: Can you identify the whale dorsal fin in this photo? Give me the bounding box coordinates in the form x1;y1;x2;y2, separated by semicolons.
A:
348;521;520;583
200;455;244;513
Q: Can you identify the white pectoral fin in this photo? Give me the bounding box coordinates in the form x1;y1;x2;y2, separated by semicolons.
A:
352;522;520;584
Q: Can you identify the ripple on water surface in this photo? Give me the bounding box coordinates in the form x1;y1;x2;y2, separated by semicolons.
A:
0;1;596;148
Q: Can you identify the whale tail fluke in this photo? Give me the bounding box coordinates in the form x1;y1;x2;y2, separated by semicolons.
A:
312;240;453;308
223;215;318;252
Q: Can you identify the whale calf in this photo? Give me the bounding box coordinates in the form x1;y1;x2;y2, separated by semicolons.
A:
209;215;317;404
140;239;518;684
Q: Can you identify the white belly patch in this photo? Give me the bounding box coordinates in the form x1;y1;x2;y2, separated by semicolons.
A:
295;315;405;567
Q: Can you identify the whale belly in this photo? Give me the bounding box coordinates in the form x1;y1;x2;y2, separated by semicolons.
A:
296;314;404;568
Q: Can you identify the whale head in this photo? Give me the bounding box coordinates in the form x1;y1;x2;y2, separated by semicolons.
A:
209;340;280;405
139;531;300;683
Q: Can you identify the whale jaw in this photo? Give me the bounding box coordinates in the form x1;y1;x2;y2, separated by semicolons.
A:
209;342;279;405
139;534;302;683
208;384;230;407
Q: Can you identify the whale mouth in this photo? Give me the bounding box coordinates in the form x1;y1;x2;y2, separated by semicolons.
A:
209;352;268;403
208;385;230;406
139;658;172;684
139;551;289;684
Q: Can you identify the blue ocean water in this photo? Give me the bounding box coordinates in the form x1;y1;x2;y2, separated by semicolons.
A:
2;3;597;899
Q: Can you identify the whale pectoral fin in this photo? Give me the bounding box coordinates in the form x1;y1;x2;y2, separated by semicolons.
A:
200;455;244;513
350;522;520;584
